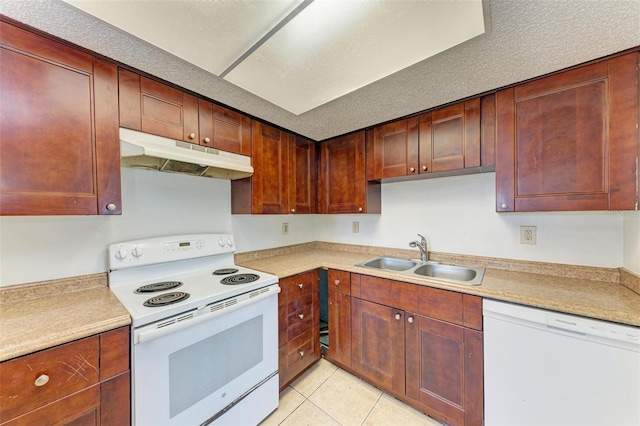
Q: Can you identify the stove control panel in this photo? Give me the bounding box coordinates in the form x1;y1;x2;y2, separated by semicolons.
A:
108;234;236;270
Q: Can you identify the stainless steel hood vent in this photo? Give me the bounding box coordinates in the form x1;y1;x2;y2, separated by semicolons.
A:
119;128;253;180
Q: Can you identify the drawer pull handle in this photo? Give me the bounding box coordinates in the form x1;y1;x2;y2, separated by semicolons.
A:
298;313;304;320
299;351;305;357
298;283;304;289
34;374;49;387
334;279;340;286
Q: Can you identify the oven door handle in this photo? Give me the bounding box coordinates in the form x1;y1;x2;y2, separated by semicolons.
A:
134;284;280;344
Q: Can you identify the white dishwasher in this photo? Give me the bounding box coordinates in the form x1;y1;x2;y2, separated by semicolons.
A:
483;299;640;426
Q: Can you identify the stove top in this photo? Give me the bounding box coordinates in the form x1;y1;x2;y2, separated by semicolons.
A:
107;234;279;327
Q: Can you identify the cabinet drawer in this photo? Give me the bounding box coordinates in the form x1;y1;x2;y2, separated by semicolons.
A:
327;270;351;295
351;275;392;306
99;326;129;381
286;271;316;299
286;328;315;368
0;336;100;421
418;286;463;326
287;293;317;340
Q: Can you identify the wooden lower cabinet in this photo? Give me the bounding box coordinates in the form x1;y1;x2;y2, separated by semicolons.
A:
327;270;352;368
0;327;130;425
278;270;320;390
348;274;483;426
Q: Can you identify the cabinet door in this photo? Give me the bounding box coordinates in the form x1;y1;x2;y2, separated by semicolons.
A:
405;315;483;426
118;69;199;143
371;117;419;179
319;131;376;213
250;121;290;214
419;99;481;174
496;53;638;212
0;21;120;215
351;298;405;395
327;291;351;367
289;136;317;214
198;100;252;155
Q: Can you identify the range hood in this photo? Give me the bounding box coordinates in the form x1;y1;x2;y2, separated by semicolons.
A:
119;128;253;180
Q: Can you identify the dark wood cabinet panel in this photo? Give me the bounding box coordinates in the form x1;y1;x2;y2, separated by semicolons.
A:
480;94;496;168
351;298;405;395
278;270;320;390
289;136;317;214
0;21;120;215
405;315;483;426
419;98;481;173
327;269;352;367
0;327;131;426
496;52;638;212
198;100;252;155
319;131;381;214
371;117;419;178
119;70;200;143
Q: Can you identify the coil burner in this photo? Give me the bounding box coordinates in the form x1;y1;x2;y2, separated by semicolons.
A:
220;274;260;285
143;292;190;307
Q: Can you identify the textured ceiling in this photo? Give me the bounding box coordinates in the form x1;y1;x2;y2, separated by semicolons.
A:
2;0;639;141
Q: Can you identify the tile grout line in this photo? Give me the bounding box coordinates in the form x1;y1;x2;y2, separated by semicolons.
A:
359;391;384;426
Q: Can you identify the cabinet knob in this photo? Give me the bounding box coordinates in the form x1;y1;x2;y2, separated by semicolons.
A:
34;374;49;387
407;316;414;324
106;203;117;211
298;283;304;289
188;133;196;139
299;350;305;357
358;207;363;212
298;313;304;320
395;313;401;321
204;137;211;144
291;208;296;213
500;203;509;209
409;167;415;173
422;165;428;171
334;279;340;286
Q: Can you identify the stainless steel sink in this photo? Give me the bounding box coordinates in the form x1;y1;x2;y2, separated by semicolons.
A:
358;256;417;271
355;256;484;286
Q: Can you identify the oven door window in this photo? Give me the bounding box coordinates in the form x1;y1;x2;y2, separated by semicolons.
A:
132;294;278;426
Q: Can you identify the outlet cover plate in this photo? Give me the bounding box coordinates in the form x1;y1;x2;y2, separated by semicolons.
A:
520;226;536;244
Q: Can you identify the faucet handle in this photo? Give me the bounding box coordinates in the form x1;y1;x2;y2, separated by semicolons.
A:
417;233;427;245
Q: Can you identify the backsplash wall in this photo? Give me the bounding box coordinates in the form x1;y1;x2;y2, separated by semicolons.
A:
0;169;631;287
0;168;234;287
313;173;624;269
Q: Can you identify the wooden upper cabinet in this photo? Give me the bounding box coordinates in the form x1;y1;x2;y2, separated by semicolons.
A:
119;69;199;143
198;100;252;155
289;136;317;214
371;117;419;179
369;98;482;181
0;20;121;216
319;131;381;214
419;98;481;174
496;52;639;212
232;121;290;214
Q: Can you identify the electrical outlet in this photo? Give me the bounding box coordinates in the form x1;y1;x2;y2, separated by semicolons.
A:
352;221;359;233
520;226;536;244
282;223;289;235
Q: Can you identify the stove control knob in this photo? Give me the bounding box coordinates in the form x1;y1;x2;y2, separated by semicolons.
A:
131;246;143;257
227;238;234;247
218;239;225;247
115;249;128;260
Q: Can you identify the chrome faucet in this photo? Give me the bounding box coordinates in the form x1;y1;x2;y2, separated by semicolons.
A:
409;234;429;262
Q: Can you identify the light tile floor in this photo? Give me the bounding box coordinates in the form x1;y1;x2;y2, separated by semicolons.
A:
261;359;443;426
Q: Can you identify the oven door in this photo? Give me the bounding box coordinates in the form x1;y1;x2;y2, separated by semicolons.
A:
131;285;279;426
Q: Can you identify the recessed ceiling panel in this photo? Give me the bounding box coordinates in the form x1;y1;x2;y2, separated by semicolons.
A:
62;0;301;75
225;1;485;115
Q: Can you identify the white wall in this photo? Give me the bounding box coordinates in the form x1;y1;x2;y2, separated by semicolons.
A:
0;169;629;287
0;168;233;287
314;173;624;268
623;212;640;274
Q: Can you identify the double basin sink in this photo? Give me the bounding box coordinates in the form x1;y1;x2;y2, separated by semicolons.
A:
355;256;485;286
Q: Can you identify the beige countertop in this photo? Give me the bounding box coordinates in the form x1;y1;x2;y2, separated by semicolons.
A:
0;273;131;362
2;242;638;362
236;242;640;328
